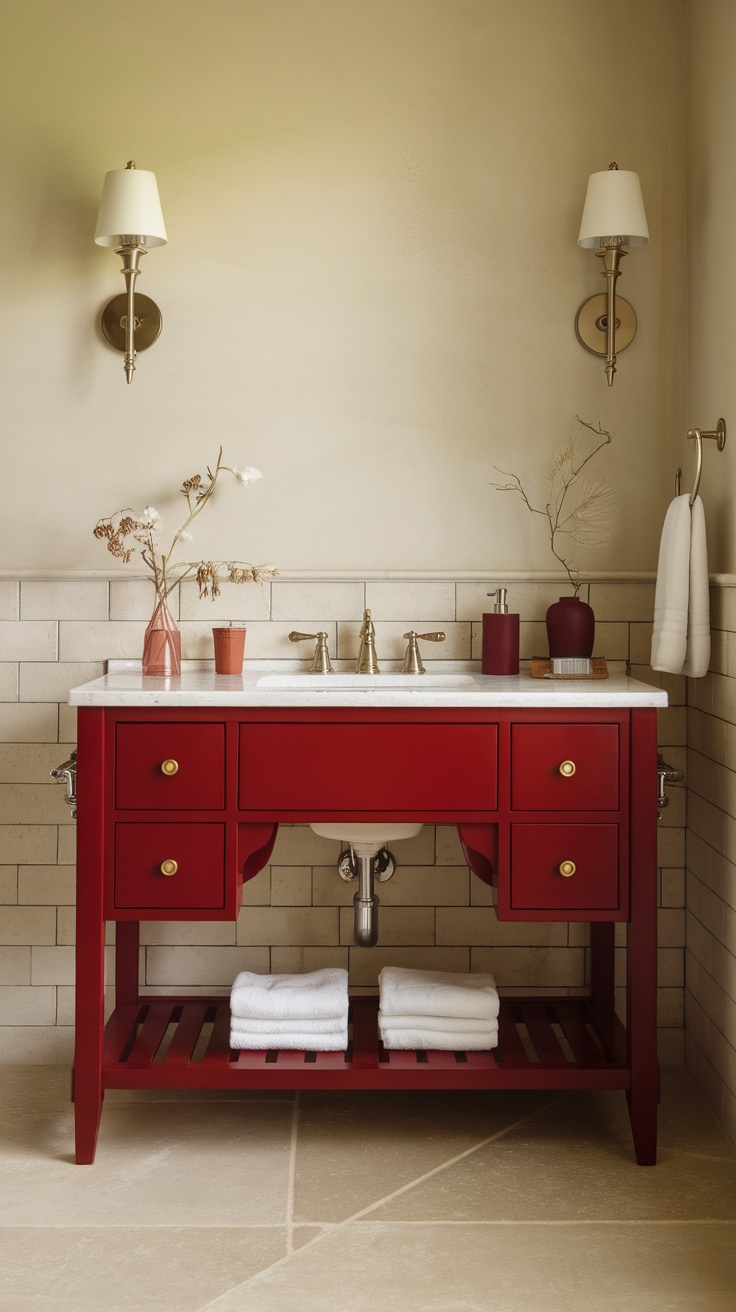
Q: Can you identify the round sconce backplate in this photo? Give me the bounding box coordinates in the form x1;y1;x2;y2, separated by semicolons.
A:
101;293;163;353
575;293;637;357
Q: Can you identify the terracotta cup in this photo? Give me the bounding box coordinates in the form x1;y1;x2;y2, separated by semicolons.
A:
212;626;246;674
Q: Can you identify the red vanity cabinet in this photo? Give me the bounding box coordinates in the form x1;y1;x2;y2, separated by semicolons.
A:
238;720;499;814
510;723;620;811
113;822;227;912
508;823;622;912
115;722;226;810
71;695;661;1169
496;717;630;922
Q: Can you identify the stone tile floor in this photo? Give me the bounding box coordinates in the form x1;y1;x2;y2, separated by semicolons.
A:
0;1067;734;1310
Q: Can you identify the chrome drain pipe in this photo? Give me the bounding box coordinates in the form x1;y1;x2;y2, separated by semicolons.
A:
338;844;396;947
353;853;379;948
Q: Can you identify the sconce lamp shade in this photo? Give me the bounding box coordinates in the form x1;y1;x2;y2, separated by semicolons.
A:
94;168;167;247
578;169;649;248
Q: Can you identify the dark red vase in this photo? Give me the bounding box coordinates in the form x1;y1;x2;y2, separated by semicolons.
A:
546;595;595;659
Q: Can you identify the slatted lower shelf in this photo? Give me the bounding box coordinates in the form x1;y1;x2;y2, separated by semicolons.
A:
102;994;629;1091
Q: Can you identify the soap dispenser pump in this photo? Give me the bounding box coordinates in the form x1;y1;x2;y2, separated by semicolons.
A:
482;587;520;675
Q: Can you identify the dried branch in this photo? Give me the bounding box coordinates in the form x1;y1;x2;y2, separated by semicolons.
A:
490;417;614;594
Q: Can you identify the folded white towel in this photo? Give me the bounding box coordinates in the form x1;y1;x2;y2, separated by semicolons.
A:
651;493;710;678
378;967;499;1022
230;1015;344;1036
230;968;348;1021
683;496;711;678
229;1027;348;1051
377;1011;498;1035
379;1022;499;1051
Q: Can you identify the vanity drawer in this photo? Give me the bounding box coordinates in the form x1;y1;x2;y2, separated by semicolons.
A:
239;722;498;813
510;823;620;913
510;724;619;811
115;723;226;810
114;823;226;911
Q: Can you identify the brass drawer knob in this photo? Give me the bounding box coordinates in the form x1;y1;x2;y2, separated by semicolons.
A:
558;760;576;777
559;860;576;878
160;859;178;877
161;759;179;776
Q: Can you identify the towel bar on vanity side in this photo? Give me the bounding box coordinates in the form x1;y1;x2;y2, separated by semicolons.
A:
674;418;727;504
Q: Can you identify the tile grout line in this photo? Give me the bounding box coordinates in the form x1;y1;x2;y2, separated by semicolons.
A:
342;1217;736;1227
7;1218;736;1232
664;1146;736;1164
195;1092;571;1311
0;1223;337;1231
285;1091;299;1256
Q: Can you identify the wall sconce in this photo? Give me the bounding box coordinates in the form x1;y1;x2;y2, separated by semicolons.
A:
94;161;167;384
575;163;649;386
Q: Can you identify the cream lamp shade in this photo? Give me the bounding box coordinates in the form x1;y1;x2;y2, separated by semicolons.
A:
94;168;167;248
578;169;649;249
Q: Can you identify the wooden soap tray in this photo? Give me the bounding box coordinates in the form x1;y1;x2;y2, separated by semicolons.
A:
530;657;609;680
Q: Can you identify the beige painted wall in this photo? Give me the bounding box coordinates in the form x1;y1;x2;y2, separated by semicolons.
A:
1;0;685;575
687;0;736;574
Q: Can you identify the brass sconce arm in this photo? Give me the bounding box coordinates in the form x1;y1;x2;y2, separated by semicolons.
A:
596;239;626;386
117;243;147;385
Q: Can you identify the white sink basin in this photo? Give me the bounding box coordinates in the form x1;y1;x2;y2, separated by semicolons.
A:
256;673;476;689
310;822;423;845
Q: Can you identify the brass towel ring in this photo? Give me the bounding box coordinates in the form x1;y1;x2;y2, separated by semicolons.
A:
674;418;727;505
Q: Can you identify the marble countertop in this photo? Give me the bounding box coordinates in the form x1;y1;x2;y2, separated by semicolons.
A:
68;661;667;709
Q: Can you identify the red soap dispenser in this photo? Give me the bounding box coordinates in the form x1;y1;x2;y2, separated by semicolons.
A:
482;588;520;675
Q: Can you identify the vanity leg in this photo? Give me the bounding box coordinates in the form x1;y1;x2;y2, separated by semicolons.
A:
626;708;660;1166
74;920;105;1165
590;923;615;1012
73;708;106;1165
115;921;140;1005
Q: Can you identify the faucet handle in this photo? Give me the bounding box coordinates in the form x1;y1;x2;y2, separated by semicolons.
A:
401;631;446;675
288;631;334;674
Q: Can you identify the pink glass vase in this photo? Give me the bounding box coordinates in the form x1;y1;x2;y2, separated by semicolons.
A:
142;598;181;677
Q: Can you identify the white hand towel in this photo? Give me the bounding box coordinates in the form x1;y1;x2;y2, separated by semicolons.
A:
682;495;711;678
230;968;348;1021
229;1027;348;1051
378;967;499;1022
379;1023;498;1051
377;1011;498;1036
651;494;692;674
230;1015;345;1036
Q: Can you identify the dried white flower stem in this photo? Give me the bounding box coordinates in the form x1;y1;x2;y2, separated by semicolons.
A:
93;446;275;603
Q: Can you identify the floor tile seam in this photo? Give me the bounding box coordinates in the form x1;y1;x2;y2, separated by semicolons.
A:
295;1090;575;1229
0;1223;299;1232
337;1218;736;1228
285;1092;299;1256
195;1092;570;1312
666;1147;736;1164
1;1219;733;1234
